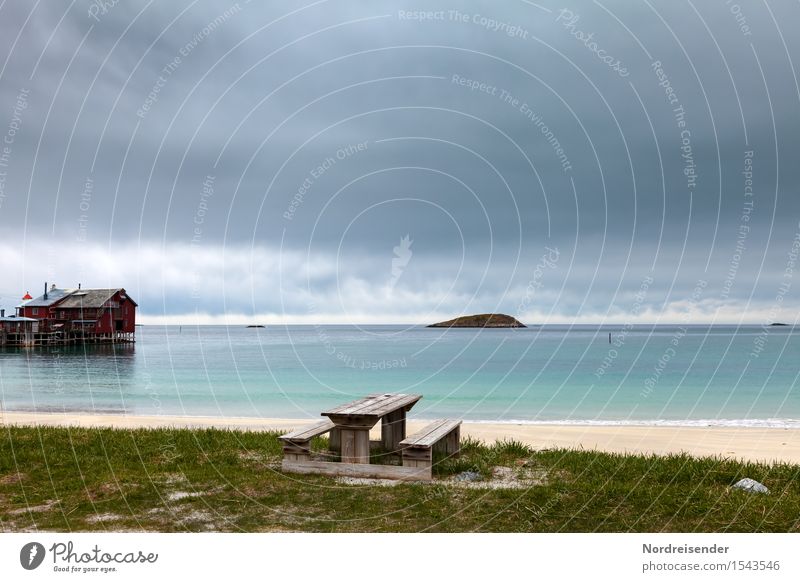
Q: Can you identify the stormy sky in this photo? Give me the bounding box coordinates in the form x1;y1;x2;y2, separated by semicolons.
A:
0;1;798;324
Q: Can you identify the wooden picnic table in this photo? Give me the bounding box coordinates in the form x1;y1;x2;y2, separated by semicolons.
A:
321;393;422;463
281;393;461;481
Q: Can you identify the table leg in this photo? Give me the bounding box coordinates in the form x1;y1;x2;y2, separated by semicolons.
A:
329;428;341;453
340;427;370;463
381;409;406;452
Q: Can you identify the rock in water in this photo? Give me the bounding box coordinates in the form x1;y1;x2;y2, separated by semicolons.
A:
732;478;769;494
428;313;526;328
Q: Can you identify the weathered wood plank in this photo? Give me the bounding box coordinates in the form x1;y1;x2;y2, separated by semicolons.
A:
426;420;458;443
324;393;384;415
329;427;341;452
400;419;461;448
402;447;433;470
322;393;422;417
354;429;370;463
334;395;380;415
402;447;431;461
439;426;460;455
322;415;380;429
341;428;356;462
278;419;335;442
381;409;406;452
363;394;418;416
408;419;449;441
404;458;432;470
282;442;311;455
282;459;432;481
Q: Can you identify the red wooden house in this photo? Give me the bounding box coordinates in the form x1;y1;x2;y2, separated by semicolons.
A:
16;283;137;344
16;285;74;323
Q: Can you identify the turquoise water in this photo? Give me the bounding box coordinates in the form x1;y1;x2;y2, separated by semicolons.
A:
0;325;798;426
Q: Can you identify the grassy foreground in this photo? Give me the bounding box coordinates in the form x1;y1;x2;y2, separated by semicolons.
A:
1;425;798;532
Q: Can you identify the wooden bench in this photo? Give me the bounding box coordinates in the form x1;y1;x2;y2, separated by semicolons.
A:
279;419;335;462
399;419;461;472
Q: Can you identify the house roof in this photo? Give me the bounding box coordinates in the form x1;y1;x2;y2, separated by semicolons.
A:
17;288;76;308
17;287;138;309
0;316;37;322
57;289;123;309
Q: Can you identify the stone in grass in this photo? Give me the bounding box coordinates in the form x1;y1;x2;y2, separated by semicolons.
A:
454;470;481;482
732;478;769;494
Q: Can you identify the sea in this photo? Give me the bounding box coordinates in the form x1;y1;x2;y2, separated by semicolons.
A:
0;324;798;427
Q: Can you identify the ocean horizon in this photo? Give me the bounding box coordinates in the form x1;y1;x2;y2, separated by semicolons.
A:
1;323;797;427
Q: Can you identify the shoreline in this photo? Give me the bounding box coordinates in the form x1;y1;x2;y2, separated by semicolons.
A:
2;411;798;464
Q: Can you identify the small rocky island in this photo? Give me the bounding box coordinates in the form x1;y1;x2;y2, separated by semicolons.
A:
428;313;526;328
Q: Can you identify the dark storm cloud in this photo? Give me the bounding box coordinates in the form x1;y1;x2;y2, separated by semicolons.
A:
0;1;798;322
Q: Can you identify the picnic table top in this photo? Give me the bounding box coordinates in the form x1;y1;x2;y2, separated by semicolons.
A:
321;393;422;419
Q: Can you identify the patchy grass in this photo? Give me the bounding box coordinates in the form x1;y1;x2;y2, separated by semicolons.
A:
1;425;798;532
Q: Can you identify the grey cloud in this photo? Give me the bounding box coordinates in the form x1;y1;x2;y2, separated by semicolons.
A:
0;0;798;321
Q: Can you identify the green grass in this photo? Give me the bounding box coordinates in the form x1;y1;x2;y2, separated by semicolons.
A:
1;425;798;532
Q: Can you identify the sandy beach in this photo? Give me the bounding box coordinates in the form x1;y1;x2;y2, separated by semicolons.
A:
2;411;798;464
